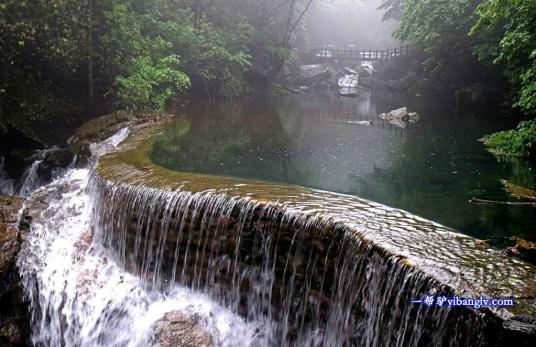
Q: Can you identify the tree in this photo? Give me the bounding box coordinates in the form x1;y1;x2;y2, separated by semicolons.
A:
471;0;536;115
116;39;190;110
0;0;317;140
471;0;536;159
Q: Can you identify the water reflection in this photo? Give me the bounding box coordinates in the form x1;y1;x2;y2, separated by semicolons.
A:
152;94;536;241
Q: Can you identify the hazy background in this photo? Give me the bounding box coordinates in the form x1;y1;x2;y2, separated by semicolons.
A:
305;0;400;49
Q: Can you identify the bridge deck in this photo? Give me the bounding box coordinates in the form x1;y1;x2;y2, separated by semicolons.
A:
304;45;412;62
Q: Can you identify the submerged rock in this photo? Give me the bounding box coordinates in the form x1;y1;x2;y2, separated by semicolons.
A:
153;311;213;347
501;180;536;201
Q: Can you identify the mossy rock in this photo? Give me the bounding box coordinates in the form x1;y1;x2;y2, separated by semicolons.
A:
70;110;136;144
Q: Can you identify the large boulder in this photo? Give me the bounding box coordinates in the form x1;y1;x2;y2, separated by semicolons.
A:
378;107;421;128
153;311;213;347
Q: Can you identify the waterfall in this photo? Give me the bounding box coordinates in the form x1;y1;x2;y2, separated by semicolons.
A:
16;147;70;198
16;158;44;197
1;148;71;198
90;175;497;346
16;126;509;346
0;156;15;196
17;129;259;347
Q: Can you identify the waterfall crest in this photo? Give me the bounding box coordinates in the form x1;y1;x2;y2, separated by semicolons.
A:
89;174;496;346
15;123;535;346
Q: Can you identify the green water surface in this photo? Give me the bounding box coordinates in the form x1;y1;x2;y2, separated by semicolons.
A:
151;94;536;242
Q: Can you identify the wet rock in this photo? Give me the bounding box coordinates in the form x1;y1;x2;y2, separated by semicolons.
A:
299;64;331;79
298;64;333;88
153;311;213;347
0;320;24;347
69;110;136;145
389;107;408;120
379;107;421;128
0;196;29;347
35;148;75;182
501;180;536;201
408;112;421;123
357;63;374;78
73;231;93;261
76;269;98;295
507;238;536;265
43;148;74;168
0;196;25;295
70;141;92;167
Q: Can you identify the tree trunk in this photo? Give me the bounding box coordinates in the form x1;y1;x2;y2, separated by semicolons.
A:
88;0;94;102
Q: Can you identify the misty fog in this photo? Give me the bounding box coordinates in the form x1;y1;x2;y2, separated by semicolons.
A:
306;0;399;49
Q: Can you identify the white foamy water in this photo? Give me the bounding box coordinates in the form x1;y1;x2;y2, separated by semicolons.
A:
17;129;258;347
0;156;15;196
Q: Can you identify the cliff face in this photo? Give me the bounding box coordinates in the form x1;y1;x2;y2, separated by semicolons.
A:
0;195;29;347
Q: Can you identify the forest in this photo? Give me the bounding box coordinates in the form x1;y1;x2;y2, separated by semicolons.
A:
0;0;534;159
1;1;536;347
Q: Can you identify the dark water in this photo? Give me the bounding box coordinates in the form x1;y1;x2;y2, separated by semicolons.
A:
151;93;536;242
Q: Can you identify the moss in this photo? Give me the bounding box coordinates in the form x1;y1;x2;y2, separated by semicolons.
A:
72;110;137;144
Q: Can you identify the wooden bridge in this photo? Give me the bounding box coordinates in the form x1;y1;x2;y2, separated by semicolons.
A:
301;45;413;63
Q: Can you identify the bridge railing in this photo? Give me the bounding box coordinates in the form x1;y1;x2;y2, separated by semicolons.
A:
308;45;413;61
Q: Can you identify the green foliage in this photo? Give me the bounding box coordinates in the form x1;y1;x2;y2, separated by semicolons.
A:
386;0;536;158
469;0;536;159
393;0;478;55
482;120;536;157
116;40;190;110
378;0;405;21
0;0;316;140
471;0;536;115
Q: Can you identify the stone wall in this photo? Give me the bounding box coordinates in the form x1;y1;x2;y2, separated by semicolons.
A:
92;178;532;346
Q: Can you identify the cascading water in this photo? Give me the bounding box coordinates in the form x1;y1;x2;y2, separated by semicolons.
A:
0;155;15;196
0;148;70;198
14;122;525;347
17;129;259;347
89;174;496;346
16;148;68;197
